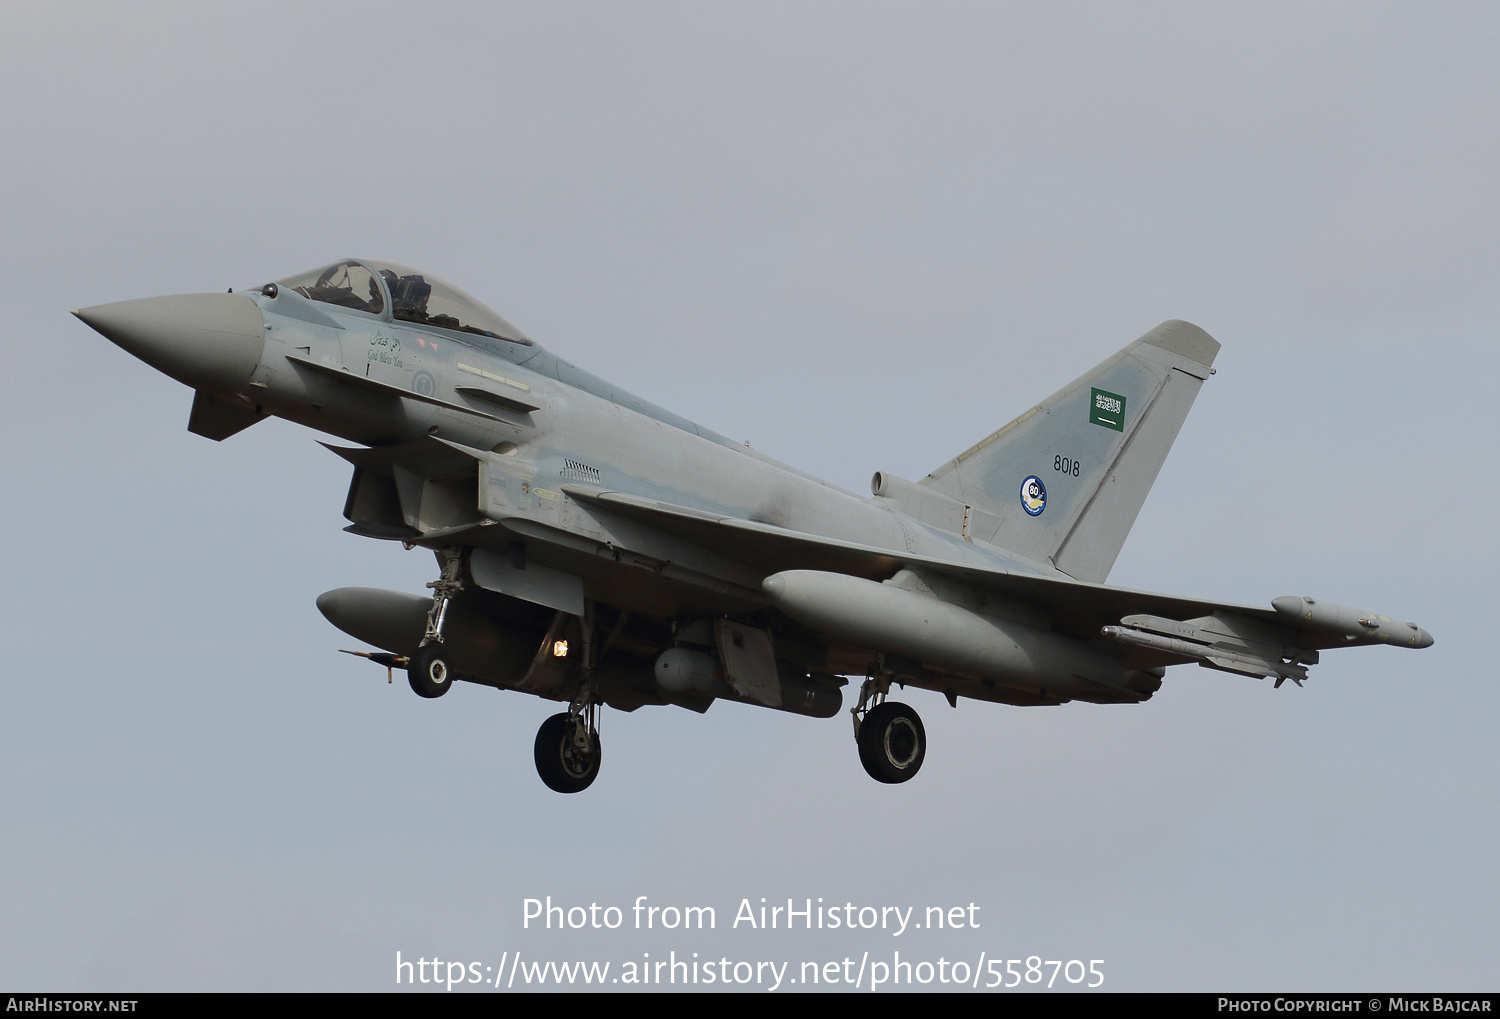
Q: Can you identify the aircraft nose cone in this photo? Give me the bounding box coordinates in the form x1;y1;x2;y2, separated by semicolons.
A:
73;292;265;392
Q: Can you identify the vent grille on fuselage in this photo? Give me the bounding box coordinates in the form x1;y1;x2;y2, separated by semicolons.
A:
562;459;601;483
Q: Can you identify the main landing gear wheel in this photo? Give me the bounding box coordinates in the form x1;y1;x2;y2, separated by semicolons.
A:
534;712;601;794
407;643;453;699
857;701;926;784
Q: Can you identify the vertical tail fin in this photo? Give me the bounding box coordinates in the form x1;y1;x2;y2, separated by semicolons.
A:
921;320;1219;583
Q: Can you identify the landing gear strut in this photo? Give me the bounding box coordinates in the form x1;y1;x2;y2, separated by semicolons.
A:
852;670;926;784
410;546;465;699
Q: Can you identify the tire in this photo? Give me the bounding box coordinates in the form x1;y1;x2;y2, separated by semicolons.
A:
857;701;926;784
407;643;453;699
534;713;602;794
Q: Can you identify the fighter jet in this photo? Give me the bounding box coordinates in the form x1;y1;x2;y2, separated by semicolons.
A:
73;259;1433;793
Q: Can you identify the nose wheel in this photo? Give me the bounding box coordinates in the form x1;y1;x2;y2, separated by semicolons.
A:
407;643;453;698
534;711;601;793
409;546;465;699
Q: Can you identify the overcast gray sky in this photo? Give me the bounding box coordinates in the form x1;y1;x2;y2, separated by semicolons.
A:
1;1;1495;991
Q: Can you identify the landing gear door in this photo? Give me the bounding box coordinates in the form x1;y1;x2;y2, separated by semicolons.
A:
714;620;782;708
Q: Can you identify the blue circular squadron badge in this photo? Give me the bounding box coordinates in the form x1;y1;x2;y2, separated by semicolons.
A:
1020;475;1047;516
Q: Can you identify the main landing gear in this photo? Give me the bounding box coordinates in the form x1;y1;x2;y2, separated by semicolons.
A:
534;706;601;794
852;673;926;784
533;603;603;794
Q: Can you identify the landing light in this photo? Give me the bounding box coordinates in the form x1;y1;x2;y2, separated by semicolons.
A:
552;640;569;658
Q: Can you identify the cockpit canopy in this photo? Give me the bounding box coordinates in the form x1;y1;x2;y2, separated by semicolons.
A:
270;259;530;344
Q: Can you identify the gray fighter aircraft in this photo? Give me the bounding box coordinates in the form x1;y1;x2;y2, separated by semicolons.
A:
74;259;1433;793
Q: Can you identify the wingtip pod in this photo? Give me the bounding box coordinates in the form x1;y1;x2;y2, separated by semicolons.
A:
1271;595;1434;649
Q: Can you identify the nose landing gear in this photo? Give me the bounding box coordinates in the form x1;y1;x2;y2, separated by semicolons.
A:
407;643;453;698
409;546;465;699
